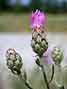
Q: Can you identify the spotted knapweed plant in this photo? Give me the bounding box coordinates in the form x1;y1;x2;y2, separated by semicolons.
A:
5;10;65;89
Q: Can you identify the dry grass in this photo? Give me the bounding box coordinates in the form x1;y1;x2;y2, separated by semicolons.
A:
0;13;67;32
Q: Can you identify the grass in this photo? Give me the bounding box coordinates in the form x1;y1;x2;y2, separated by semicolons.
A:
0;13;16;32
0;13;67;32
17;13;67;32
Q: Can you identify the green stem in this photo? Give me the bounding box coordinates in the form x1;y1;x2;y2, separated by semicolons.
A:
49;64;54;84
18;74;33;89
35;56;50;89
55;64;64;89
25;81;33;89
40;65;50;89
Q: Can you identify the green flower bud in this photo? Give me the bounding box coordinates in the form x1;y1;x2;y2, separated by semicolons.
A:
6;48;23;75
52;47;64;65
31;30;48;57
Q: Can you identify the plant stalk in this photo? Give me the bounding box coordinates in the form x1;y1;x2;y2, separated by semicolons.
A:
40;65;50;89
18;73;33;89
49;64;54;84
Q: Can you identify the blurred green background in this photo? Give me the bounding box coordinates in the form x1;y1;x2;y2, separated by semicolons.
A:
0;0;67;32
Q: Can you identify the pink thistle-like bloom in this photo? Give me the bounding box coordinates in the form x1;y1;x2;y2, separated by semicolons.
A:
30;10;45;30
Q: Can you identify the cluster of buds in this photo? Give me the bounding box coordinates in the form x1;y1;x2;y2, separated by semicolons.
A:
30;10;64;89
52;47;64;65
4;10;65;89
5;48;23;75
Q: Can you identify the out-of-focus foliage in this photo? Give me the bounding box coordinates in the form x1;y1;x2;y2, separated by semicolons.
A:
0;0;6;10
0;0;67;13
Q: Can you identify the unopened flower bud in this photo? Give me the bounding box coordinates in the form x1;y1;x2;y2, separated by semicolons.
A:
52;47;64;65
31;29;48;57
6;48;23;75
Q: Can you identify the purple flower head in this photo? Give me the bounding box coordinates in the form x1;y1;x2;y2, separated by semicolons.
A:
30;10;45;30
